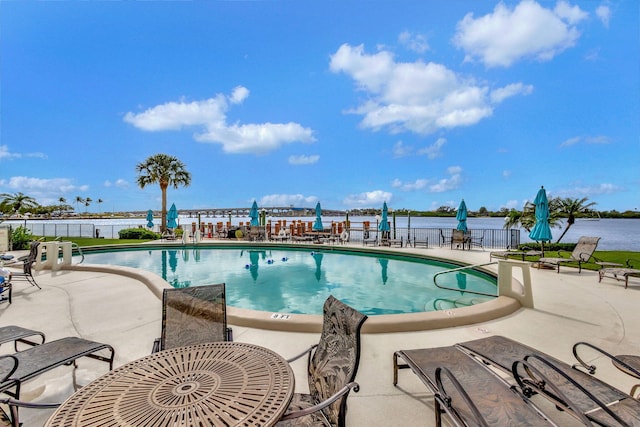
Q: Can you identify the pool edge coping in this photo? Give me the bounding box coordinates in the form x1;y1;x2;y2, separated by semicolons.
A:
61;247;522;333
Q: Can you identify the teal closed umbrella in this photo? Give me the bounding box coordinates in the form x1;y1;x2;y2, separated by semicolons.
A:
456;199;468;232
167;203;178;229
529;186;553;255
378;202;390;232
313;202;324;231
146;210;154;228
249;201;259;226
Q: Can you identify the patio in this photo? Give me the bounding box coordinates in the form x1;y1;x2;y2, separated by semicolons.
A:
1;244;639;426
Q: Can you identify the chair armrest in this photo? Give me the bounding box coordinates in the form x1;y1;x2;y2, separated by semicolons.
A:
278;382;360;421
434;367;489;427
572;341;640;378
286;344;317;363
0;355;18;384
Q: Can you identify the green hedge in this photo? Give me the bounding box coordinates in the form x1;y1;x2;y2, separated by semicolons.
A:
118;228;161;240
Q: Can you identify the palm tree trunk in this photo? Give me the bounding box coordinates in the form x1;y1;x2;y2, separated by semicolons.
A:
556;224;572;243
161;185;167;232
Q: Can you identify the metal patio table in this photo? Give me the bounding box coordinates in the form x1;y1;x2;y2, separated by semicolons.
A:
45;342;294;427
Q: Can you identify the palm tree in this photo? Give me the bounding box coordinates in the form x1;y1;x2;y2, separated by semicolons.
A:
58;197;67;215
0;192;39;215
503;198;563;233
136;154;192;232
555;197;597;243
97;198;104;214
84;197;92;213
75;196;85;213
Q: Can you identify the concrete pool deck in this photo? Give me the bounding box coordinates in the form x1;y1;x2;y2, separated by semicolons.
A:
1;243;640;426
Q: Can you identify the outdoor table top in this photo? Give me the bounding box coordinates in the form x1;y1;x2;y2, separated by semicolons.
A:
45;342;295;427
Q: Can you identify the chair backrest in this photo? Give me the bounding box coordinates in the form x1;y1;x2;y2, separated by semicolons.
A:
308;295;367;427
27;241;40;263
160;283;229;351
451;229;465;243
571;236;601;261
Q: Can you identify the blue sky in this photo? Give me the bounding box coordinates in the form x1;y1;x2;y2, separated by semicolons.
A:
1;0;638;214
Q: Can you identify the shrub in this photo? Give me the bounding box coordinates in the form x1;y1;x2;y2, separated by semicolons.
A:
10;226;33;250
118;228;161;240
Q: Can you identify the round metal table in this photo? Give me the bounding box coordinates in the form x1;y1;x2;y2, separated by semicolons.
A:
45;342;295;427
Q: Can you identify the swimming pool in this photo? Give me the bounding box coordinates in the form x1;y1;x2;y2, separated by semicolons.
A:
81;245;497;316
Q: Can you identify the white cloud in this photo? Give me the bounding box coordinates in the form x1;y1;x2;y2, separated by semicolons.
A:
392;178;429;191
490;83;534;103
453;0;588;67
230;86;249;104
596;5;611;28
0;176;89;205
557;183;621;197
417;137;447;159
124;88;316;154
259;194;318;207
398;30;429;53
560;135;612;147
330;43;529;135
429;166;463;193
288;154;320;165
343;190;392;207
0;145;47;160
392;141;413;158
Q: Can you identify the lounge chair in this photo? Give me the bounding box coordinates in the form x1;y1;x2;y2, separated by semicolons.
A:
152;283;232;353
393;344;557;426
0;273;11;305
458;335;640;426
277;295;367;427
0;336;114;426
599;267;640;289
6;242;40;289
490;246;542;262
0;326;45;352
537;236;600;273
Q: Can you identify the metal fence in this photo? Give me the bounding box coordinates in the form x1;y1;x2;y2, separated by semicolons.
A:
18;222;520;249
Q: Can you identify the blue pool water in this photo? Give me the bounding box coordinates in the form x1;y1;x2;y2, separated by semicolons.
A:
82;246;497;315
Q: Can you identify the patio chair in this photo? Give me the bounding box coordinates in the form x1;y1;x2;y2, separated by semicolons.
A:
152;283;232;353
537;236;601;273
0;336;115;426
7;241;40;289
277;295;367;427
458;335;640;426
489;246;542;262
450;229;469;250
393;345;556;426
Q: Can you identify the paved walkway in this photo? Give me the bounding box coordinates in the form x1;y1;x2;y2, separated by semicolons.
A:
1;244;639;426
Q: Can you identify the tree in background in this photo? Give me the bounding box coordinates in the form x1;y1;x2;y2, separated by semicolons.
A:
555;197;597;243
75;196;85;213
84;197;92;213
136;154;192;232
0;192;39;215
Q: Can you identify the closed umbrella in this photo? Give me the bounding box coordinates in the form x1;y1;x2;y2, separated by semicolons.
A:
456;199;468;232
146;210;154;229
529;186;553;255
378;202;390;232
167;203;178;229
249;201;259;226
313;202;323;231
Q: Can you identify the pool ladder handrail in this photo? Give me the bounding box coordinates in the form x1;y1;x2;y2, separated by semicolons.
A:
55;237;85;264
433;262;498;297
72;243;85;264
